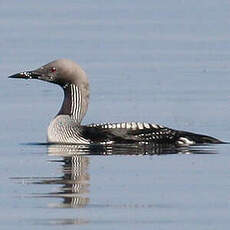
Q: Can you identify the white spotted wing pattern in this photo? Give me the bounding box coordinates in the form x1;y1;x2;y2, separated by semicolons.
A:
87;122;177;144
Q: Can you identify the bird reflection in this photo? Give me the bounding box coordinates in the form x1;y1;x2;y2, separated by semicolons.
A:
10;142;219;226
13;153;91;209
56;155;90;208
12;143;218;206
43;143;217;209
47;142;218;156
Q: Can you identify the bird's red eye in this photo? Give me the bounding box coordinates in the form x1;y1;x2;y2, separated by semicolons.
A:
51;67;56;72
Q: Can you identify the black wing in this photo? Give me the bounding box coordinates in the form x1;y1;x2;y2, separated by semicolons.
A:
82;122;177;144
82;122;223;145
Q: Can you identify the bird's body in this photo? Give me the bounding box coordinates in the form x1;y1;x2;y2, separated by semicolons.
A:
9;59;222;146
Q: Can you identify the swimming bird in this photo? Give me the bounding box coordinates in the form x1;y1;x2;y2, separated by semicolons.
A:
9;59;222;145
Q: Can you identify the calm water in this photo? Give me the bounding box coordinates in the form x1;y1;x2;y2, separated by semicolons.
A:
1;0;230;229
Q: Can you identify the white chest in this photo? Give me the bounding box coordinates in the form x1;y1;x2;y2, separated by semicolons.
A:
47;115;89;144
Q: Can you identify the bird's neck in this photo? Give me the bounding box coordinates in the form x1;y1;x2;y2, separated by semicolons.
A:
58;83;89;123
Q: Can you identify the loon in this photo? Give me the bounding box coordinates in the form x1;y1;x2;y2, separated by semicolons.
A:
9;59;222;146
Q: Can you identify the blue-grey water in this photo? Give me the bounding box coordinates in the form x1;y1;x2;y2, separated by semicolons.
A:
1;0;230;229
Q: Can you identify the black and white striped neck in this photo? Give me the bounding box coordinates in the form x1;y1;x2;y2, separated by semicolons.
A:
58;83;88;124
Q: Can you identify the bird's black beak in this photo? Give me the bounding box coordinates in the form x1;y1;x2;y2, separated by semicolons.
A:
8;71;41;80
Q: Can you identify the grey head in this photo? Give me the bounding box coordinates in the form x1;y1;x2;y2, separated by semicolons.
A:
8;58;89;88
9;59;90;124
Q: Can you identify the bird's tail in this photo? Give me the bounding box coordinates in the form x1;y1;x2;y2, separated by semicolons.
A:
176;131;224;145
